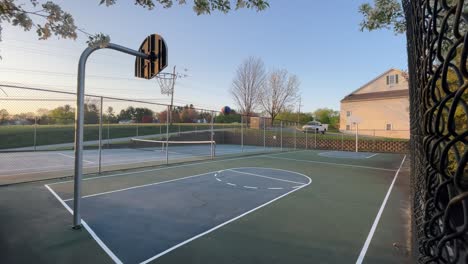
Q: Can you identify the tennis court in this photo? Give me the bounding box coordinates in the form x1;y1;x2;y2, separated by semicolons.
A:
27;149;412;264
0;143;282;184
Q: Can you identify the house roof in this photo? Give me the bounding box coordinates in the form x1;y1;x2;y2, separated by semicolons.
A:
345;68;408;96
341;89;409;102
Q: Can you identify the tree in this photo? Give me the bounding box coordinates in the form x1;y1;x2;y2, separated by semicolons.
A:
358;0;405;34
259;69;300;123
276;111;313;124
105;106;117;123
48;104;74;124
313;108;339;128
0;108;9;123
84;103;99;124
0;0;269;54
179;108;198;123
230;56;266;115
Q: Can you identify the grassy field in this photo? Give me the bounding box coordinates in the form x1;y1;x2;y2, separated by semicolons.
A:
0;123;407;150
0;123;240;150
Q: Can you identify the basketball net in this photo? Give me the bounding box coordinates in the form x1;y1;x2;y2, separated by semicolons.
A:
156;72;176;96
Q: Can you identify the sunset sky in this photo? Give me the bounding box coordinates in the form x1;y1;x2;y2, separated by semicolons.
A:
0;0;407;113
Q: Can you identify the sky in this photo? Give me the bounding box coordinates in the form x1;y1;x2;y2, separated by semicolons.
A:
0;0;408;114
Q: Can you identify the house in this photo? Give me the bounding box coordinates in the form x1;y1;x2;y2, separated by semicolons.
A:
339;68;410;139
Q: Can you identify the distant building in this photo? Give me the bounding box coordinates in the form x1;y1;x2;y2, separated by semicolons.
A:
340;68;410;139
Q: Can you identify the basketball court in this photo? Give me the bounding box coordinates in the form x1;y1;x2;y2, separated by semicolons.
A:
8;149;411;264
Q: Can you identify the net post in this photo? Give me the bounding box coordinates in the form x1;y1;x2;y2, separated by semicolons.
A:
166;105;169;165
33;116;37;151
98;96;103;174
280;121;283;151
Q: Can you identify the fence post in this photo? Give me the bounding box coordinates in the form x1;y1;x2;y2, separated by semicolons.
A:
136;122;139;137
107;119;110;147
305;127;308;150
210;111;214;159
166;106;169;165
295;122;298;150
314;128;317;149
341;133;344;151
280;121;283;151
241;115;244;152
98;96;103;174
355;124;359;152
263;117;266;150
33;116;37;151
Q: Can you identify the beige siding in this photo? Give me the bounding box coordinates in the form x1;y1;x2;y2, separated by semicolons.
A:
340;97;410;139
354;69;408;94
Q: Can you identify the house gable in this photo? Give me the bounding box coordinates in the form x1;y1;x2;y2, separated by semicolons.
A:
351;69;408;95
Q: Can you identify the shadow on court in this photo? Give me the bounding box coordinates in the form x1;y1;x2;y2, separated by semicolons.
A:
0;150;411;264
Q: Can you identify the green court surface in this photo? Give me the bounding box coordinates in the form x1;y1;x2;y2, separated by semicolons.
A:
0;150;411;264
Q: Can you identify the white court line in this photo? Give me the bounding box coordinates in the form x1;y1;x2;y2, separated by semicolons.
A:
139;171;312;264
62;171;215;202
355;155;407;264
226;182;237;186
57;153;95;164
365;153;379;159
47;154;267;186
227;169;307;185
44;185;123;264
263;156;397;172
215;178;222;182
268;187;283;190
243;186;258;189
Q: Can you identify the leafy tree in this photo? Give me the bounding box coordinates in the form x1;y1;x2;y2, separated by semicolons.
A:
48;104;74;124
118;106;136;121
276;111;313;124
179;108;198;123
134;107;154;123
215;113;241;123
358;0;405;34
0;0;269;53
104;106;117;123
0;108;9;123
84;103;99;124
313;108;339;128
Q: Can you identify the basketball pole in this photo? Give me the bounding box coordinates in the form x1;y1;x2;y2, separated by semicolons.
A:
74;43;151;229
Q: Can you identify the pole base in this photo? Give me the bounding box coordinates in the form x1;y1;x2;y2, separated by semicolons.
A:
72;224;82;230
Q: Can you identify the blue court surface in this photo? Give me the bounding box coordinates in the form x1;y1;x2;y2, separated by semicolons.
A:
54;168;310;264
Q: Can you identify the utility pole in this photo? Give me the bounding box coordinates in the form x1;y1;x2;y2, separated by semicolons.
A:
169;66;176;125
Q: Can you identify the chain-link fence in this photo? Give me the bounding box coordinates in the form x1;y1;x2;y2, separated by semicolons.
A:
403;0;468;262
0;84;409;185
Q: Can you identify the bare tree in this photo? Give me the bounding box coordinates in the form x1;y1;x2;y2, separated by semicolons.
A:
260;69;300;122
230;56;266;115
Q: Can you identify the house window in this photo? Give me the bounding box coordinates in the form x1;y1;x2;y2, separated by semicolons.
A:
386;123;392;131
346;125;350;131
386;74;399;85
346;111;351;117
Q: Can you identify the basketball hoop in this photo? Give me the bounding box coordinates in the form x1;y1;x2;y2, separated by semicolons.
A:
156;72;176;96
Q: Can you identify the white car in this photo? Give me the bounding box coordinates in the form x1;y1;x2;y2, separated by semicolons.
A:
302;121;328;134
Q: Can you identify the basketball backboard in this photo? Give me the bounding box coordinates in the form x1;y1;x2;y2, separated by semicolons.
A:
135;34;168;79
347;116;363;125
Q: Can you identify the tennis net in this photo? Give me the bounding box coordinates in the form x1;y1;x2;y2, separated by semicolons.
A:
131;138;216;158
